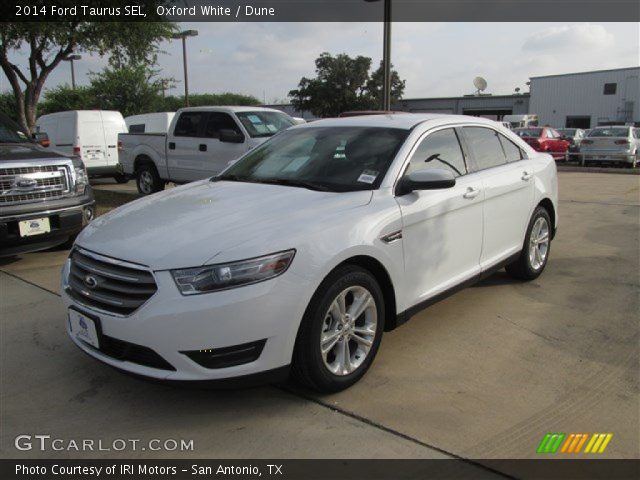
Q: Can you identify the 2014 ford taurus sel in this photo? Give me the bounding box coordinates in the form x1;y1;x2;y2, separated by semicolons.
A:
61;114;558;392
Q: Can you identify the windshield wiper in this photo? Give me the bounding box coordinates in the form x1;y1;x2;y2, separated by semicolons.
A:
254;178;332;192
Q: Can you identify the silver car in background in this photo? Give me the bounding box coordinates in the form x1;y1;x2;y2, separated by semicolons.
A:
579;126;639;168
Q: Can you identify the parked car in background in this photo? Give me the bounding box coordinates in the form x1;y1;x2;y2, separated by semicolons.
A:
515;127;570;161
36;110;127;183
503;114;539;129
63;114;558;392
0;113;94;256
118;106;296;195
291;117;307;125
556;128;586;154
579;126;639;168
125;112;175;133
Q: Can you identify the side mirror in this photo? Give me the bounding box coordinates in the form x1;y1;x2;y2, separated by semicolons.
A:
219;129;244;144
396;168;456;196
33;132;50;147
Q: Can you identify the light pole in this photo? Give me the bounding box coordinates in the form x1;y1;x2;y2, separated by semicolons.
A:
365;0;391;110
64;54;81;90
172;29;199;107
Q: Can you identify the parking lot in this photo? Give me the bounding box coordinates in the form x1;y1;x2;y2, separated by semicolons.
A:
1;171;638;472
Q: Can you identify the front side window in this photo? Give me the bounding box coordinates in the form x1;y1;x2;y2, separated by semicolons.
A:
236;111;295;138
406;128;467;177
463;127;507;170
218;126;409;192
203;112;241;139
0;114;26;143
174;112;206;137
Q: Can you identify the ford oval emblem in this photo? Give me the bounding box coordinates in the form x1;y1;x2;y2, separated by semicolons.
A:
14;177;38;189
83;275;98;289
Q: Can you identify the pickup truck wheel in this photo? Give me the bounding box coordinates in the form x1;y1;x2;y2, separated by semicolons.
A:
506;206;552;281
113;173;128;184
292;265;384;392
136;164;163;195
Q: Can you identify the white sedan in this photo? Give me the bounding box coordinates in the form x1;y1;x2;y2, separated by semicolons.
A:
61;114;558;392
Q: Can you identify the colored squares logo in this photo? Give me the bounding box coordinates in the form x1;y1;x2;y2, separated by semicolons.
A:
537;433;613;454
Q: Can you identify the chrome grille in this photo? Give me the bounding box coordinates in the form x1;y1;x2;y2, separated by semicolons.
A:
0;164;71;205
67;249;157;315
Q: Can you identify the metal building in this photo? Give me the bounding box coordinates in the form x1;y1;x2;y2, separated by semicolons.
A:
393;94;530;119
529;66;640;128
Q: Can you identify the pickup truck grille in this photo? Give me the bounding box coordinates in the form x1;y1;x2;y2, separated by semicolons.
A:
0;164;71;205
67;249;158;315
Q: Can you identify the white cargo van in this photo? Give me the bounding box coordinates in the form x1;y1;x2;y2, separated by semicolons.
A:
36;110;127;182
125;112;175;133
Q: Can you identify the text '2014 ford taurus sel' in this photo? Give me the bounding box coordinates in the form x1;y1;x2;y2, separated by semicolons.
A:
61;114;558;392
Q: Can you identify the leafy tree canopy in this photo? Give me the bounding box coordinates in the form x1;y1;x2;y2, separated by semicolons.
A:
289;52;406;118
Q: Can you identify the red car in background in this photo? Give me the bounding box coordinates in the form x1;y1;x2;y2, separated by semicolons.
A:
515;127;570;160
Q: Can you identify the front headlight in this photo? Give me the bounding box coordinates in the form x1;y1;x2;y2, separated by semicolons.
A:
171;249;295;295
75;166;88;194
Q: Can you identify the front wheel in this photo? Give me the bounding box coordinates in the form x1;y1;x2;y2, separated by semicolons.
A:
136;164;164;195
506;206;552;281
292;265;385;392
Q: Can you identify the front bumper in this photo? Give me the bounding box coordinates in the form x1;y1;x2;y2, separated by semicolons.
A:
0;192;95;256
60;260;313;382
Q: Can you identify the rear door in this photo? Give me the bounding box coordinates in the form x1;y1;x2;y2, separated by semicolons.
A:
101;113;126;167
462;126;534;270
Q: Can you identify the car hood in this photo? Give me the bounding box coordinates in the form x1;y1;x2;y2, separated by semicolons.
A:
0;143;69;161
76;180;373;269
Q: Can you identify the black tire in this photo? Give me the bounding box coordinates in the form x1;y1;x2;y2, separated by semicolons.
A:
506;206;552;281
291;265;385;393
136;163;163;195
113;173;128;184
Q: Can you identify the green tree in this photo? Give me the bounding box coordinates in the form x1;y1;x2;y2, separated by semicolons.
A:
88;64;163;117
289;52;406;117
38;85;97;116
0;91;18;123
366;60;406;107
0;13;176;133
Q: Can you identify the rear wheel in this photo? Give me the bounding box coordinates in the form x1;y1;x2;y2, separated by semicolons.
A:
506;206;552;281
136;163;163;195
292;265;385;392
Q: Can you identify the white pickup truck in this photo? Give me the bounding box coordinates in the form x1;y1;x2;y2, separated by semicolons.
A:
118;106;296;194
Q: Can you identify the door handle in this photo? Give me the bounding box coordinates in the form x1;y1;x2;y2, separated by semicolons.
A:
463;187;481;199
168;142;175;150
199;144;207;152
521;171;533;181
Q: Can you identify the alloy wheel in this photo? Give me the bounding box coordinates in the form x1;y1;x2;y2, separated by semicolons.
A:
529;216;550;271
320;286;377;376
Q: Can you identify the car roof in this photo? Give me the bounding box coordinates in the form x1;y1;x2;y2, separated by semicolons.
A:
178;106;284;114
296;113;500;130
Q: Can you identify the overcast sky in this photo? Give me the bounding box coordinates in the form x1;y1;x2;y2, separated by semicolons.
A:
3;22;639;103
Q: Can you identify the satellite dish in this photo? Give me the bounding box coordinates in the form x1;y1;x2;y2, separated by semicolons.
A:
473;76;487;94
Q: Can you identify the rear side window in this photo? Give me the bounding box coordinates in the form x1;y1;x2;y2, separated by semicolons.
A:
129;124;145;133
406;128;467;177
203;112;242;139
498;134;524;162
174;112;206;137
463;127;507;170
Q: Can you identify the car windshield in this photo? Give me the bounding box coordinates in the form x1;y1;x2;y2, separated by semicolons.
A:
236;111;296;138
216;126;409;192
0;114;29;143
587;127;629;138
515;128;542;137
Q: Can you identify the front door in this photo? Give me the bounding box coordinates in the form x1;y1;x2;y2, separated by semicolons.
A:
396;127;483;305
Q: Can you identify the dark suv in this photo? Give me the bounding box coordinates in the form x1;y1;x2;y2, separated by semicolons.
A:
0;114;94;256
